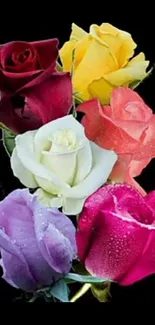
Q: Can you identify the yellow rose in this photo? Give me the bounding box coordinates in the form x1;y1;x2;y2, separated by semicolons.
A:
59;23;149;104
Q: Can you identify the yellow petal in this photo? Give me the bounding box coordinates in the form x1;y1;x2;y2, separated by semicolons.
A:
104;59;149;87
60;40;77;71
70;23;88;41
60;37;91;72
91;23;136;68
127;52;146;66
100;23;121;36
88;77;114;105
101;24;137;67
118;37;137;68
59;23;88;72
73;38;118;101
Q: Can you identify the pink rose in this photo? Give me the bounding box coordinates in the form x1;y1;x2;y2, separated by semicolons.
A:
77;184;155;285
0;40;72;133
77;87;155;195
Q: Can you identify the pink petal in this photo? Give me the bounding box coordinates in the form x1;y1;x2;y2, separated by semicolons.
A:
111;87;145;112
84;210;149;282
120;229;155;285
76;99;103;141
77;185;155;285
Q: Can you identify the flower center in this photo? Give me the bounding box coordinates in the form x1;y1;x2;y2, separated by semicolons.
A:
49;129;77;153
12;49;31;64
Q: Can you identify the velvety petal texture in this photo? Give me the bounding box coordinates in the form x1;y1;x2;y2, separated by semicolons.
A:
11;115;117;215
77;87;155;195
0;189;77;292
0;39;73;133
77;184;155;285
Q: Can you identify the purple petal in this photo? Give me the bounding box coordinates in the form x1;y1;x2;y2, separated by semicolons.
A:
0;189;60;286
0;228;37;291
33;198;77;274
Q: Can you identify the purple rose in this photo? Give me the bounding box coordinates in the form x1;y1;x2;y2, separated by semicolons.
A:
0;189;77;292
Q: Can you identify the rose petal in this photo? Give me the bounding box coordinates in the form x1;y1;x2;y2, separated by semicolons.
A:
0;229;37;291
33;115;86;160
42;149;77;185
32;39;58;69
63;142;117;199
72;39;118;101
12;131;69;192
110;87;143;112
0;189;59;286
119;229;155;285
63;197;87;215
33;200;76;273
11;148;37;188
76;99;103;141
22;72;73;125
84;210;149;281
73;141;92;185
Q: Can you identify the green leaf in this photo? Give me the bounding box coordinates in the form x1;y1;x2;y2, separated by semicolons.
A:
2;129;16;156
50;279;69;302
65;273;110;284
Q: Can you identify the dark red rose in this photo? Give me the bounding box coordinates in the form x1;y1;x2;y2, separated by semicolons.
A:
0;39;73;133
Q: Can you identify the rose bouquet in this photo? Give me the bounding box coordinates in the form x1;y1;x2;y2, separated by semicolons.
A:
0;22;155;303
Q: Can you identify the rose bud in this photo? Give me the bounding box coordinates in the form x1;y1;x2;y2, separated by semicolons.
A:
0;189;77;292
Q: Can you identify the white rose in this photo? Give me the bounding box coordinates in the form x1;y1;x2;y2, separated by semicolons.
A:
11;115;117;215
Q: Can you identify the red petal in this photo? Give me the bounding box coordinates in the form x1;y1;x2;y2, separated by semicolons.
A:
21;72;73;124
0;96;41;133
31;39;58;70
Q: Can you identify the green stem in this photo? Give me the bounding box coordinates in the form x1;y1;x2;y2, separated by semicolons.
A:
70;283;91;302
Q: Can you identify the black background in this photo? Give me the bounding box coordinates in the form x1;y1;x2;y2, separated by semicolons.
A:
0;5;155;304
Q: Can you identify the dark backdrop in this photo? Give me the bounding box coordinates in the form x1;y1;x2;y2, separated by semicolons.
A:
0;7;155;303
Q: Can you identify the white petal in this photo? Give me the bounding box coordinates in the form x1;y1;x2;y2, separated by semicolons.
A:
63;142;118;199
15;131;69;192
34;115;86;160
11;148;37;188
36;189;63;208
41;150;77;185
73;141;92;185
62;197;86;215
